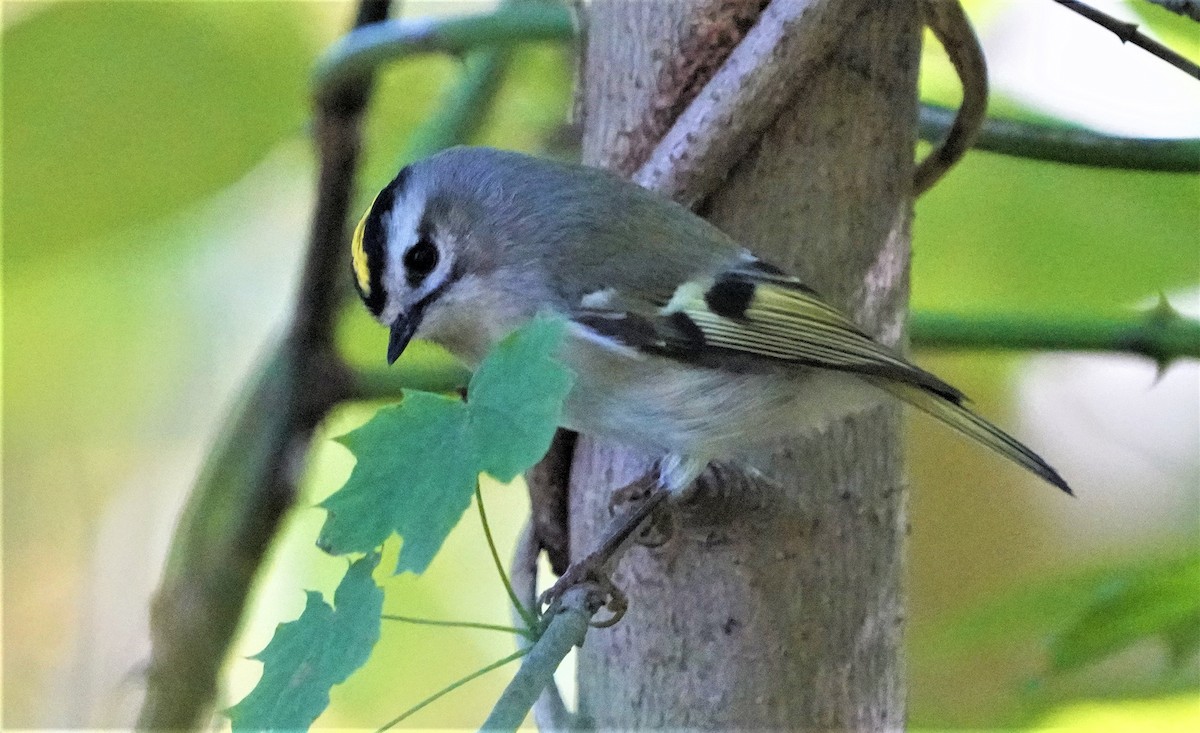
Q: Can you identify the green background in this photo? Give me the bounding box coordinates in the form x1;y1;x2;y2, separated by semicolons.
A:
3;0;1197;729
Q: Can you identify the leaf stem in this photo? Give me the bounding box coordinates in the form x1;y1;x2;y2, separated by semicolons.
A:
381;614;535;640
476;485;541;632
376;648;529;731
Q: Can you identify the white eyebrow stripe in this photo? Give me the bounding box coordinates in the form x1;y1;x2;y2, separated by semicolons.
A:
376;189;429;327
384;190;426;269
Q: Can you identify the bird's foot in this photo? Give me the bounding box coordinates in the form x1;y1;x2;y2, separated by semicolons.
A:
537;554;628;628
539;474;669;627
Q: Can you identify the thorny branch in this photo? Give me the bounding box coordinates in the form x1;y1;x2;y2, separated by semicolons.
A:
911;296;1200;373
1052;0;1200;80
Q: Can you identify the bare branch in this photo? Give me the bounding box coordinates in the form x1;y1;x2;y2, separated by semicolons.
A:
510;523;577;731
485;587;599;733
632;0;875;208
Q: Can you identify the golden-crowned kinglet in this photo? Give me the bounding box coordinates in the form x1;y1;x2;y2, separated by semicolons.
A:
351;146;1070;495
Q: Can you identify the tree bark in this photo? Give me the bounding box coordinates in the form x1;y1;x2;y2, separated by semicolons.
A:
568;1;921;729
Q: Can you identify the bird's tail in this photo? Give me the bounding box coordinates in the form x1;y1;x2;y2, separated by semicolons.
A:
869;378;1072;495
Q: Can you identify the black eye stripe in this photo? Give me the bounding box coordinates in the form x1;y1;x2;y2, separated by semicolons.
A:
361;211;387;316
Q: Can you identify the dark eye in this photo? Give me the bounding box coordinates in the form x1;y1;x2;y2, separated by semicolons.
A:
403;239;439;278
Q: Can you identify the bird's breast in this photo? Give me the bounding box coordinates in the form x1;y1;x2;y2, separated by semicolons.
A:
557;325;869;458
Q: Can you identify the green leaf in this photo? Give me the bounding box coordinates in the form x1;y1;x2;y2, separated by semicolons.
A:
1050;553;1200;673
228;553;384;732
318;315;573;574
468;316;574;482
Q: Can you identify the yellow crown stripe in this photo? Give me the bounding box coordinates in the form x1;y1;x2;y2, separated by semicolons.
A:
351;196;377;295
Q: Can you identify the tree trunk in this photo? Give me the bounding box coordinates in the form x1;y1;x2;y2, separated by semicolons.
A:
568;1;921;729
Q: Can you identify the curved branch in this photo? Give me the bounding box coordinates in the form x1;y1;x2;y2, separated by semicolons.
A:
918;104;1200;172
914;0;988;195
351;359;469;399
910;298;1200;370
1052;0;1200;80
312;4;574;99
632;0;876;207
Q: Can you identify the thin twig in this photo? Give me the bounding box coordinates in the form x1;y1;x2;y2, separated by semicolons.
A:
633;0;875;208
918;104;1200;172
346;300;1200;406
1052;0;1200;80
914;0;988;195
510;522;577;731
395;33;524;167
911;298;1200;371
482;587;599;733
352;360;470;399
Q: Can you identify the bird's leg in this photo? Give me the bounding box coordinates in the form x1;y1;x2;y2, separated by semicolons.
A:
609;471;674;547
538;470;669;627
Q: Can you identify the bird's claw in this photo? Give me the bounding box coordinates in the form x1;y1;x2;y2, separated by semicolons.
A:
538;559;628;627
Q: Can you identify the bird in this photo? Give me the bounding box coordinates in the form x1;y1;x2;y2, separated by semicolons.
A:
349;146;1070;496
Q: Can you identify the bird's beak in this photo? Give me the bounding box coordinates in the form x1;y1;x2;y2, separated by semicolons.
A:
387;316;419;365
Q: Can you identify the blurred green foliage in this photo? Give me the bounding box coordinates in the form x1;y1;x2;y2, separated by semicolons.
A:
3;1;1197;729
913;156;1199;314
1051;552;1200;673
2;2;316;263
